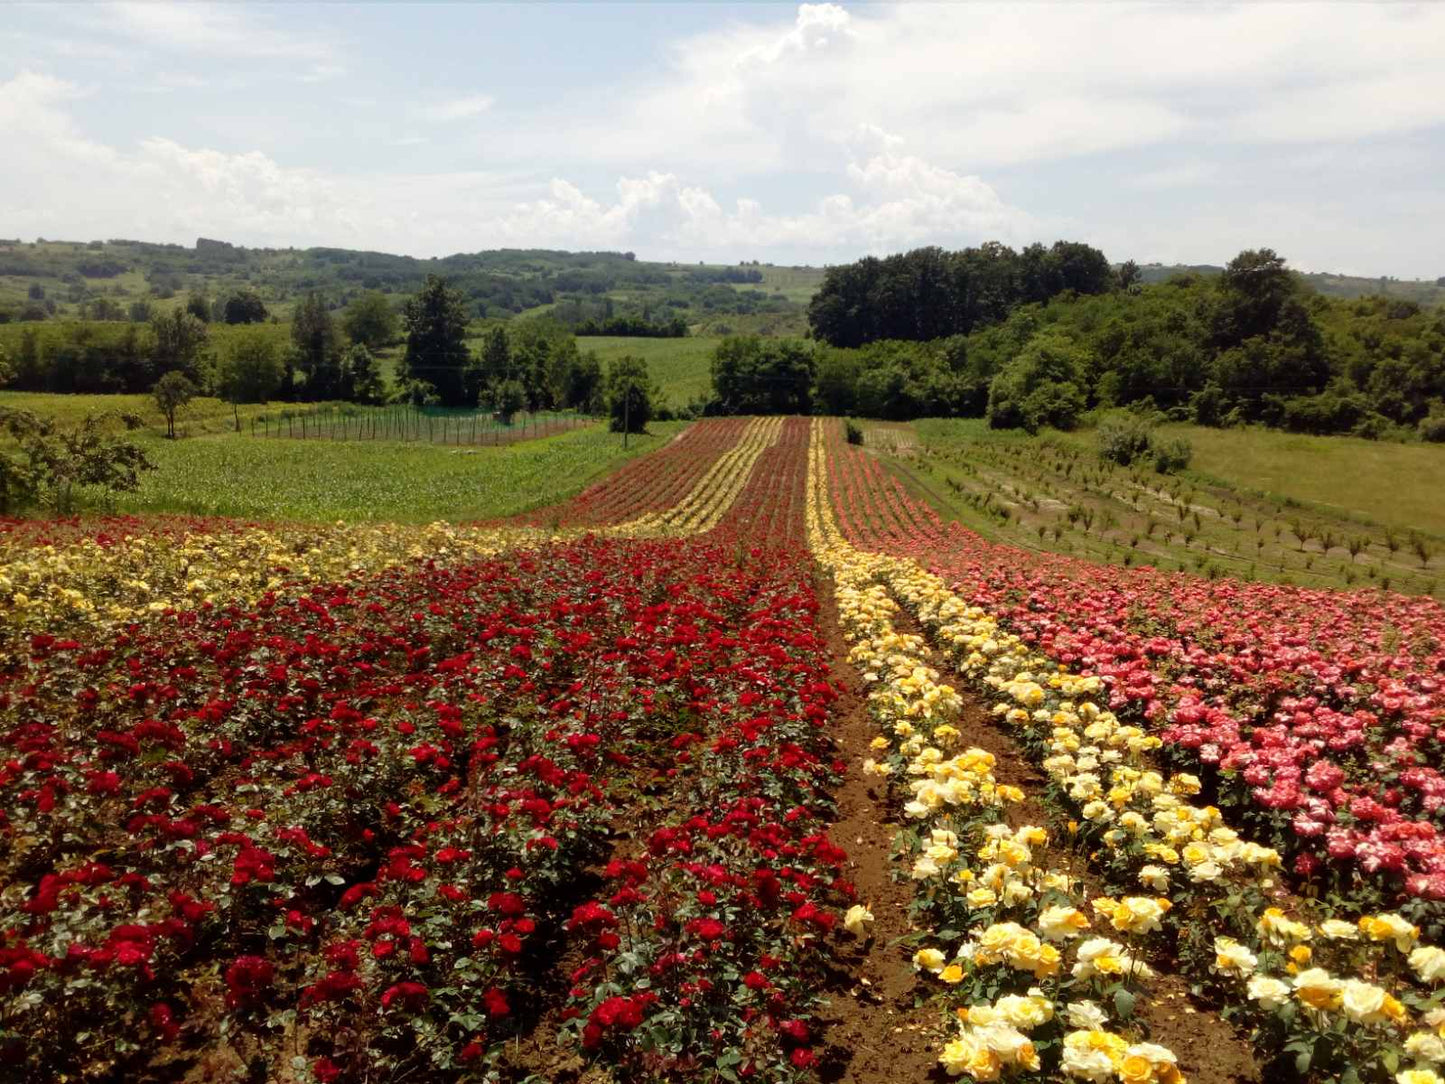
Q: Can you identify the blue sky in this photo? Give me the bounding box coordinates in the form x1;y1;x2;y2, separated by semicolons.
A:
4;2;1444;277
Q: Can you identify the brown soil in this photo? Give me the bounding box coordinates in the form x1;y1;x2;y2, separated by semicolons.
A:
813;580;951;1084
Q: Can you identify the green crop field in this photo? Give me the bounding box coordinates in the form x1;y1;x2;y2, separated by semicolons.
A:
872;418;1445;598
73;421;685;522
581;336;723;407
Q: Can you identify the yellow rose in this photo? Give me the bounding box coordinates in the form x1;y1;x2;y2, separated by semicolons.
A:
844;904;874;938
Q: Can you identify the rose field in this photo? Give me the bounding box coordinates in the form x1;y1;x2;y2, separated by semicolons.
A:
3;416;1445;1084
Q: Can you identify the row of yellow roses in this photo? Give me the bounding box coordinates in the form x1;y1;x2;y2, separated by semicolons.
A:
805;420;1188;1084
813;420;1445;1084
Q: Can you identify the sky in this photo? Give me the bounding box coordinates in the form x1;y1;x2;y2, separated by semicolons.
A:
3;2;1444;277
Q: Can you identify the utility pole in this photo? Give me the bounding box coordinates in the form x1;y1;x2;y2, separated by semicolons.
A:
623;377;630;449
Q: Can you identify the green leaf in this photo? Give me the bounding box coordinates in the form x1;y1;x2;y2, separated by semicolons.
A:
1112;987;1136;1019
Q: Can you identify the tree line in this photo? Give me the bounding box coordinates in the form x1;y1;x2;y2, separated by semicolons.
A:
705;248;1445;441
807;240;1120;347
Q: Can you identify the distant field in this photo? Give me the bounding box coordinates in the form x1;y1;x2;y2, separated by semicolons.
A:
879;417;1444;598
757;265;826;305
581;336;721;407
1160;423;1445;536
0;389;271;434
78;422;686;522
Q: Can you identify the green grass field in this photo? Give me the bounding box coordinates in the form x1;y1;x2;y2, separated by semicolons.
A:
78;422;685;522
757;265;826;305
581;336;722;407
0;389;272;434
1160;423;1445;536
878;418;1444;598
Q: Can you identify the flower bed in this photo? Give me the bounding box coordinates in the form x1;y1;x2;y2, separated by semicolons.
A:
823;421;1445;903
814;420;1445;1083
0;529;848;1082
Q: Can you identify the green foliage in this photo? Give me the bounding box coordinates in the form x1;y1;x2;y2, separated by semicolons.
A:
1151;436;1193;474
0;406;153;513
1420;413;1445;443
152;371;198;439
606;355;656;433
495;379;526;424
220;328;284;404
149;309;209;387
402;275;471;407
709;336;814;414
221;288;268;325
808;240;1113;347
290;292;342;400
986;331;1089;432
341;343;387;405
476;326;512;401
1096;414;1155;465
185;291;211;323
342;290;399;349
845;420;863;445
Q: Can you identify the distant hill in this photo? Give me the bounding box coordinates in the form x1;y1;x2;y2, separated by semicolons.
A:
0;237;818;335
1136;262;1445;306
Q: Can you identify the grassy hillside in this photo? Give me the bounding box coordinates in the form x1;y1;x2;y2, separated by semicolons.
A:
872;418;1444;598
1163;423;1445;536
1136;261;1445;306
0;238;815;332
582;336;723;408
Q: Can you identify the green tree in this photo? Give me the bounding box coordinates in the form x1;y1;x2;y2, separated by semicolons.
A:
565;350;603;412
402;275;472;406
495;379;527;424
1212;248;1295;346
342;291;399;349
710;336;815;414
0;408;153;514
813;347;861;416
291;292;342;399
153;371;198;439
149;308;208;384
341;343;387;405
185;291;211;323
476;326;512;402
986;330;1090;432
220;329;284;403
222;288;268;325
606;355;656;434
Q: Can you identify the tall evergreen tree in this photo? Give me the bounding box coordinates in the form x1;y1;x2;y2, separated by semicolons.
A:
291;292;342;399
403;276;472;406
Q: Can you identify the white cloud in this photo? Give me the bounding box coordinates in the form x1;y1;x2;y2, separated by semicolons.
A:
418;95;495;123
84;2;343;80
0;68;1029;260
4;3;1445;274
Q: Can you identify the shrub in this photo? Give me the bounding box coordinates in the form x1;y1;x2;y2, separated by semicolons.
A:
845;420;864;445
1152;437;1193;474
1418;414;1445;443
1096;415;1154;466
496;379;527;424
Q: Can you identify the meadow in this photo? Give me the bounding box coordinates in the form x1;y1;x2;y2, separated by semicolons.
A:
872;417;1444;597
581;334;722;407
